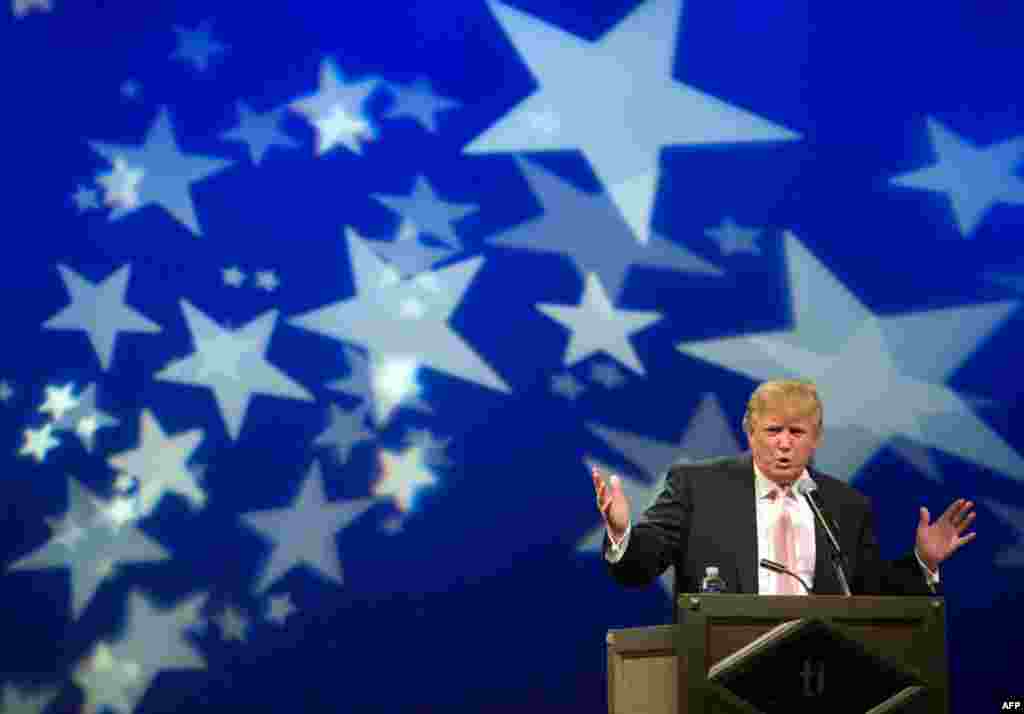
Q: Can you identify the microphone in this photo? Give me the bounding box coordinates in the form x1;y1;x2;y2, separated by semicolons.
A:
760;557;811;594
795;479;852;597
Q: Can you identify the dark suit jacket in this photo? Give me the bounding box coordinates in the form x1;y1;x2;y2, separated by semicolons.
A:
606;453;934;605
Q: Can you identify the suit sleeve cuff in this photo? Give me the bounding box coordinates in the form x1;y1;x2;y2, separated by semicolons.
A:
605;522;632;564
914;549;940;587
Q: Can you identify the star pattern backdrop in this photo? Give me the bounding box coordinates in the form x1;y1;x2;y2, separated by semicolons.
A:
2;0;1023;712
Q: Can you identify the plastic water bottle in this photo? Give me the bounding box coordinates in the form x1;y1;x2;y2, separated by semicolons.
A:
701;566;727;593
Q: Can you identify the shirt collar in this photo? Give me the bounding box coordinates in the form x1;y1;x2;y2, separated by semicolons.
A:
752;461;816;500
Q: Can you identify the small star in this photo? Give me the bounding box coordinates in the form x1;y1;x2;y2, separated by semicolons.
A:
551;372;585;400
375;445;438;513
367;219;458;278
222;101;299;165
315;402;374;465
536;272;663;374
705;216;762;255
403;428;452;467
96;157;144;210
223;266;246;287
589;361;627;389
0;683;58;713
312;105;374;155
170;21;228;72
72;185;101;212
266;593;297;625
19;423;60;462
0;380;15;402
373;175;477;249
383;77;460;133
214;605;249;642
39;382;79;421
255;270;280;291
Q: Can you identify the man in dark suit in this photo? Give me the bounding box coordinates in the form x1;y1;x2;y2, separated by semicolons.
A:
591;379;976;599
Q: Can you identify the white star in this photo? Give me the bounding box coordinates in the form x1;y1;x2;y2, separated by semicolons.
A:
290;228;511;409
375;445;438;513
705;216;762;255
383;77;460;133
155;301;315;440
241;460;376;593
76;591;207;714
9;477;171;619
43;264;162;371
551;372;585;400
19;423;60;462
373;175;477;249
266;592;297;624
223;266;246;287
51;383;119;452
255;270;280;291
892;117;1024;237
465;0;798;244
72;185;100;212
315;402;374;464
537;272;662;374
214;605;249;642
310;105;374;155
96;157;144;210
677;232;1024;482
290;58;379;123
170;20;228;72
327;344;432;427
90;108;233;236
107;410;205;518
12;0;51;18
222;101;298;165
0;380;14;402
490;158;721;300
589;361;627;389
38;382;79;421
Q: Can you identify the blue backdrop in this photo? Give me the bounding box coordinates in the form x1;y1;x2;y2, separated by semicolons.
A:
1;0;1021;712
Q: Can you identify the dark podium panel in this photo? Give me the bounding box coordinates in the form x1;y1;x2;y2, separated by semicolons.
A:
606;595;948;714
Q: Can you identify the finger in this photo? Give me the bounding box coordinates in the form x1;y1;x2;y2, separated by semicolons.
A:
957;512;977;532
919;506;930;528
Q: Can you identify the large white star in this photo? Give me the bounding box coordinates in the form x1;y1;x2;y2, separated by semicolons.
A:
8;477;171;619
155;301;315;440
76;591;207;714
241;461;376;593
677;232;1024;482
90;108;233;236
107;409;205;518
892;117;1024;237
536;272;662;374
465;0;799;243
289;227;511;406
43;264;162;371
490;157;721;300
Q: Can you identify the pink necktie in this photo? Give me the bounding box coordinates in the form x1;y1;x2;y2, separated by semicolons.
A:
771;487;801;595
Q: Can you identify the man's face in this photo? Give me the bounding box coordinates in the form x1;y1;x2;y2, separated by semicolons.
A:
746;409;820;485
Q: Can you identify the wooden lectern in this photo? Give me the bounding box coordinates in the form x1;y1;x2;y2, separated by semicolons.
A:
606;595;948;714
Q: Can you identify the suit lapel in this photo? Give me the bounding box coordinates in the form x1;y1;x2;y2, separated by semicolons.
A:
717;455;759;594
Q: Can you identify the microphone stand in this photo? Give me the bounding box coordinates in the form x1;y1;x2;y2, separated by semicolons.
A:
803;491;852;597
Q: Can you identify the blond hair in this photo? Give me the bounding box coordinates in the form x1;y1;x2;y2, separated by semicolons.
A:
742;379;823;434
